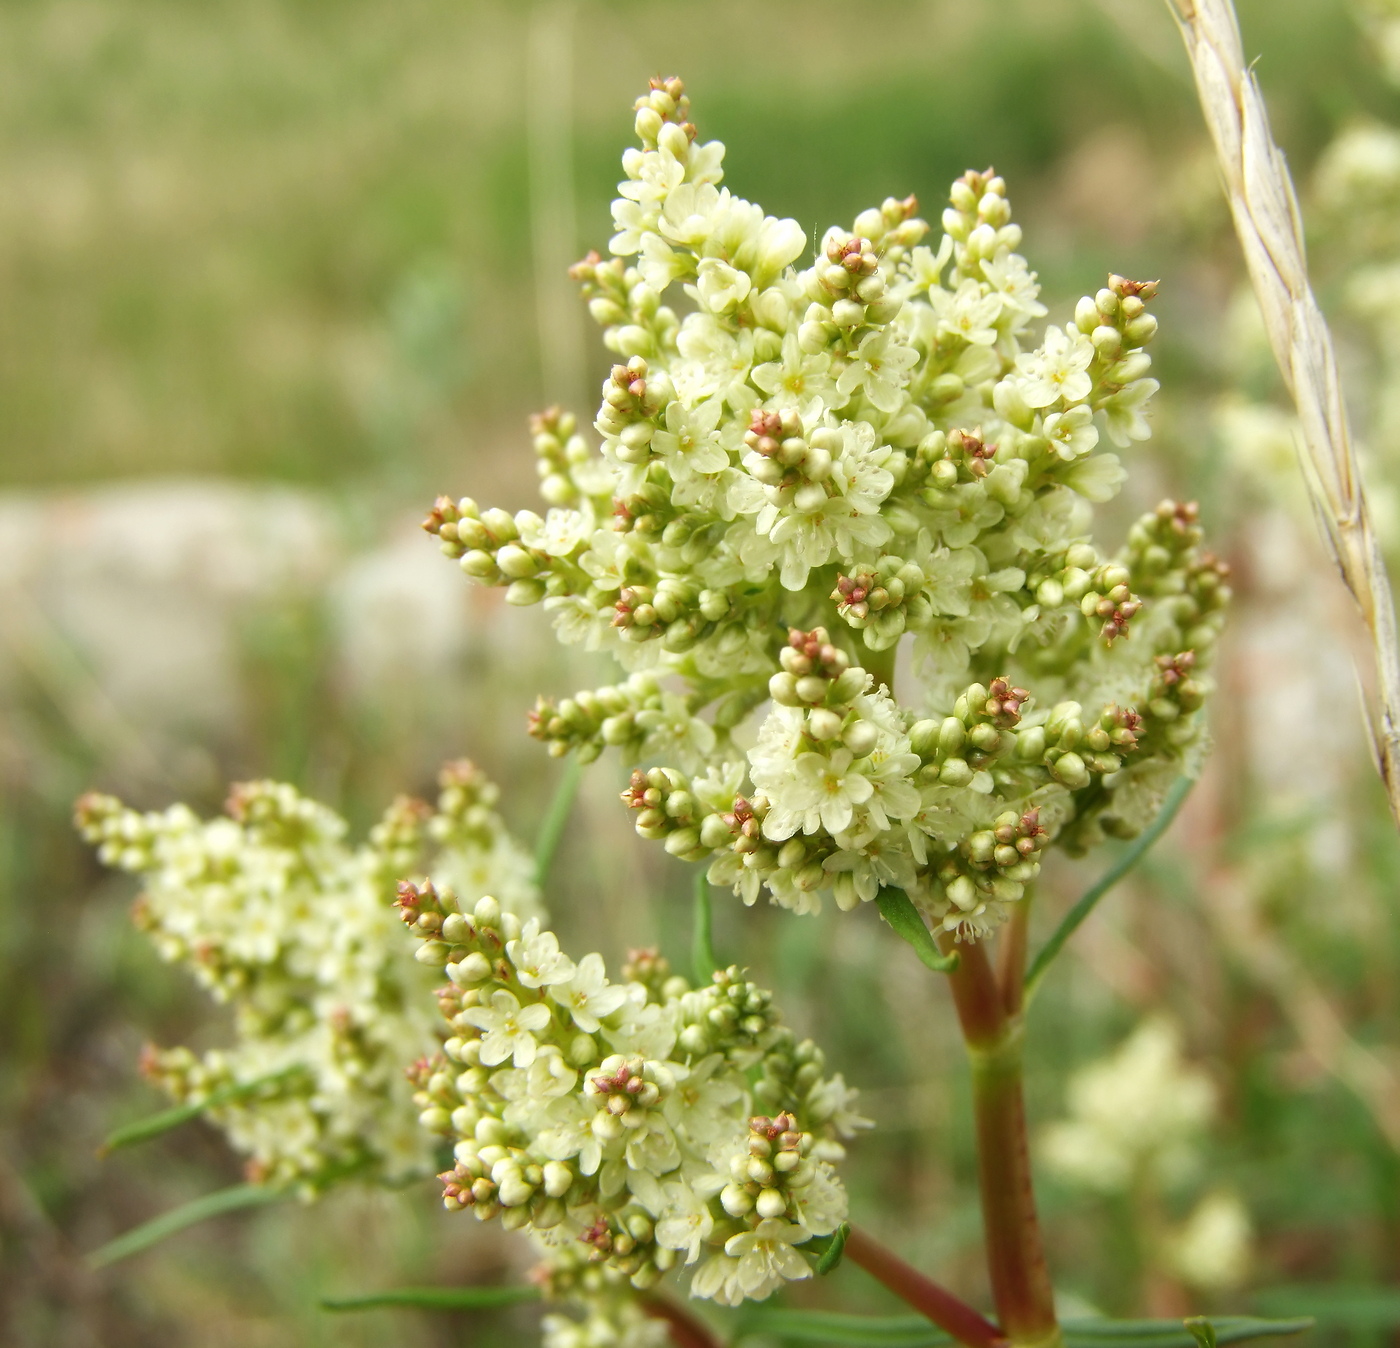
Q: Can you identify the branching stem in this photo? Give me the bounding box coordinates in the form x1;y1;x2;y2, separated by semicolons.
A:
844;1225;1008;1348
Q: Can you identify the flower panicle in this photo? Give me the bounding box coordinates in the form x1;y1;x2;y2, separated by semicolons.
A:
403;887;865;1307
75;760;540;1192
425;76;1221;941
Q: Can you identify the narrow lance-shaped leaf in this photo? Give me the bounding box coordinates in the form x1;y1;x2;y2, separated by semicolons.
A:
321;1285;541;1313
876;887;959;974
726;1314;1312;1348
99;1065;305;1156
87;1183;286;1270
732;1307;952;1347
1186;1318;1218;1348
813;1221;851;1275
1252;1284;1400;1330
1023;775;1195;1005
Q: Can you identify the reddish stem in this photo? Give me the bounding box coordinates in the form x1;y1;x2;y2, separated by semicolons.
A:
997;899;1031;1019
941;936;1060;1348
845;1225;1008;1348
943;933;1007;1045
641;1294;722;1348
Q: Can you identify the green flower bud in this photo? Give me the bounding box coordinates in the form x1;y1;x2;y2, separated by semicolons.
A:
909;719;940;758
1051;752;1090;788
505;578;546;606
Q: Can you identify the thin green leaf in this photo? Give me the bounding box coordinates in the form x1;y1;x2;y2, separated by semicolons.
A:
321;1285;541;1312
99;1067;304;1155
814;1221;851;1275
534;757;583;887
733;1308;951;1347
1253;1284;1400;1329
1023;775;1195;1005
876;888;958;974
1064;1318;1312;1348
692;868;718;984
1185;1319;1218;1348
729;1314;1311;1348
87;1183;286;1269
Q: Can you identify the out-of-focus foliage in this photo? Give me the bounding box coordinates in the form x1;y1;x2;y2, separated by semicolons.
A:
5;1;1400;1346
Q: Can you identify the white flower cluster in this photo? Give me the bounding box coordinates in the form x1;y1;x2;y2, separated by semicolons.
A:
1041;1017;1216;1193
1041;1017;1252;1291
401;881;867;1307
426;77;1227;940
76;759;540;1190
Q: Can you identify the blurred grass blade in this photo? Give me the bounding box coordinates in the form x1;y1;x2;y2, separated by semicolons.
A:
692;868;718;984
1023;776;1195;1005
814;1221;850;1275
87;1183;285;1269
100;1067;302;1155
1253;1284;1400;1328
876;887;958;974
728;1315;1312;1348
321;1285;541;1312
534;757;583;887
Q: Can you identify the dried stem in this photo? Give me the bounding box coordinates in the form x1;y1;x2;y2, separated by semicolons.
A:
1206;865;1400;1150
844;1225;1008;1348
1167;0;1400;827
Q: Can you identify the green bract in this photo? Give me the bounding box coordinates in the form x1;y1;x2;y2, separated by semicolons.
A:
427;76;1228;941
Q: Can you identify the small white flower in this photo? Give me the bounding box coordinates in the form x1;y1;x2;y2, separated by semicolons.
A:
929;278;1003;346
550;952;629;1033
1060;452;1126;503
1016;324;1094;408
1101;376;1159;445
520;506;596;557
751;331;835;407
694;257;752;314
655;1181;716;1263
461;990;553;1068
773;749;875;838
722;1218;813;1299
507;920;576;989
981;252;1047;322
835;329;920;413
651;398;729;480
1042;404;1099;460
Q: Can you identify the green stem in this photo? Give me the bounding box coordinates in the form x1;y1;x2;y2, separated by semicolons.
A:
942;937;1061;1348
691;869;718;985
863;642;897;693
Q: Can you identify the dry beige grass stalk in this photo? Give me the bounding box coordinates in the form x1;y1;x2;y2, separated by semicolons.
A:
1167;0;1400;827
1208;867;1400;1150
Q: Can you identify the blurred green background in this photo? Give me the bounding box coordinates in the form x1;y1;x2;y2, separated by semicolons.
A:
5;0;1400;1344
